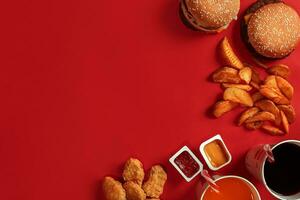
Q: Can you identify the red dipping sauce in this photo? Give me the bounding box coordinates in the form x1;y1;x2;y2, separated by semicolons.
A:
174;151;200;178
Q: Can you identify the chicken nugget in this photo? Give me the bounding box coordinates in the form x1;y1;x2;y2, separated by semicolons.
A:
123;181;146;200
142;165;167;198
123;158;145;186
102;177;126;200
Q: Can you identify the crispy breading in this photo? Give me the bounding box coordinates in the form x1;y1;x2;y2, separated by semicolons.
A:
103;177;126;200
143;165;167;198
123;158;145;186
123;181;146;200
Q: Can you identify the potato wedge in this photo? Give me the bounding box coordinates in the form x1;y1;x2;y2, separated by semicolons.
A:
212;67;241;83
268;64;290;79
277;105;296;124
250;81;260;90
251;92;264;103
223;88;253;107
280;111;289;134
255;100;281;126
222;83;252;91
259;85;290;105
213;100;238;118
239;67;252;84
251;68;262;84
261;125;285;135
219;37;244;70
245;121;263;130
246;111;275;123
264;75;278;89
276;76;294;100
238;107;260;126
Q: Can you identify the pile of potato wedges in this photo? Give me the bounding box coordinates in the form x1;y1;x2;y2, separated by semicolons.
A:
211;37;295;135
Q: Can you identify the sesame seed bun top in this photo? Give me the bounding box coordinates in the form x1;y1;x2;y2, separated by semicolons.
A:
185;0;240;29
248;3;300;58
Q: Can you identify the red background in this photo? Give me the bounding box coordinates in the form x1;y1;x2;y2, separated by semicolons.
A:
0;0;300;199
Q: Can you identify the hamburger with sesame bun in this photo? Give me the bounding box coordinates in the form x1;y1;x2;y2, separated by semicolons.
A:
179;0;240;33
241;0;300;59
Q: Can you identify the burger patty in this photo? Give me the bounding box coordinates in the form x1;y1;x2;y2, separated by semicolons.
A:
179;0;199;31
241;0;284;60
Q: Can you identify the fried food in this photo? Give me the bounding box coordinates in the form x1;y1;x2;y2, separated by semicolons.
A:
245;111;275;123
123;181;146;200
261;125;285;136
103;177;126;200
211;37;296;135
259;85;290;105
250;81;260;90
276;76;294;100
255;99;281;125
212;67;241;83
264;75;278;88
219;37;244;70
222;83;252;91
146;199;160;200
280;111;289;134
259;75;293;104
223;87;253;107
239;67;252;84
213;100;238;118
123;158;145;186
268;64;290;79
251;67;262;84
245;121;263;130
142;165;167;198
251;92;264;103
238;107;260;126
277;105;296;124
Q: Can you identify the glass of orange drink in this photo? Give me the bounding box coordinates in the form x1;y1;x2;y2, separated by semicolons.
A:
198;175;261;200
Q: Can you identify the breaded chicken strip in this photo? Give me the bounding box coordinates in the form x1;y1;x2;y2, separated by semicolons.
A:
123;158;145;186
103;177;126;200
123;181;146;200
142;165;167;198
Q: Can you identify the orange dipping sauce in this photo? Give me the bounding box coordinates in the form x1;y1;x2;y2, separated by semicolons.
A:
202;177;256;200
204;140;229;168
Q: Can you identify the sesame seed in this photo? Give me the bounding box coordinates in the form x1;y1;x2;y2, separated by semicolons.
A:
248;3;300;58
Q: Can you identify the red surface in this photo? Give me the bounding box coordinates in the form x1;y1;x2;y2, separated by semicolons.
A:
0;0;300;199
